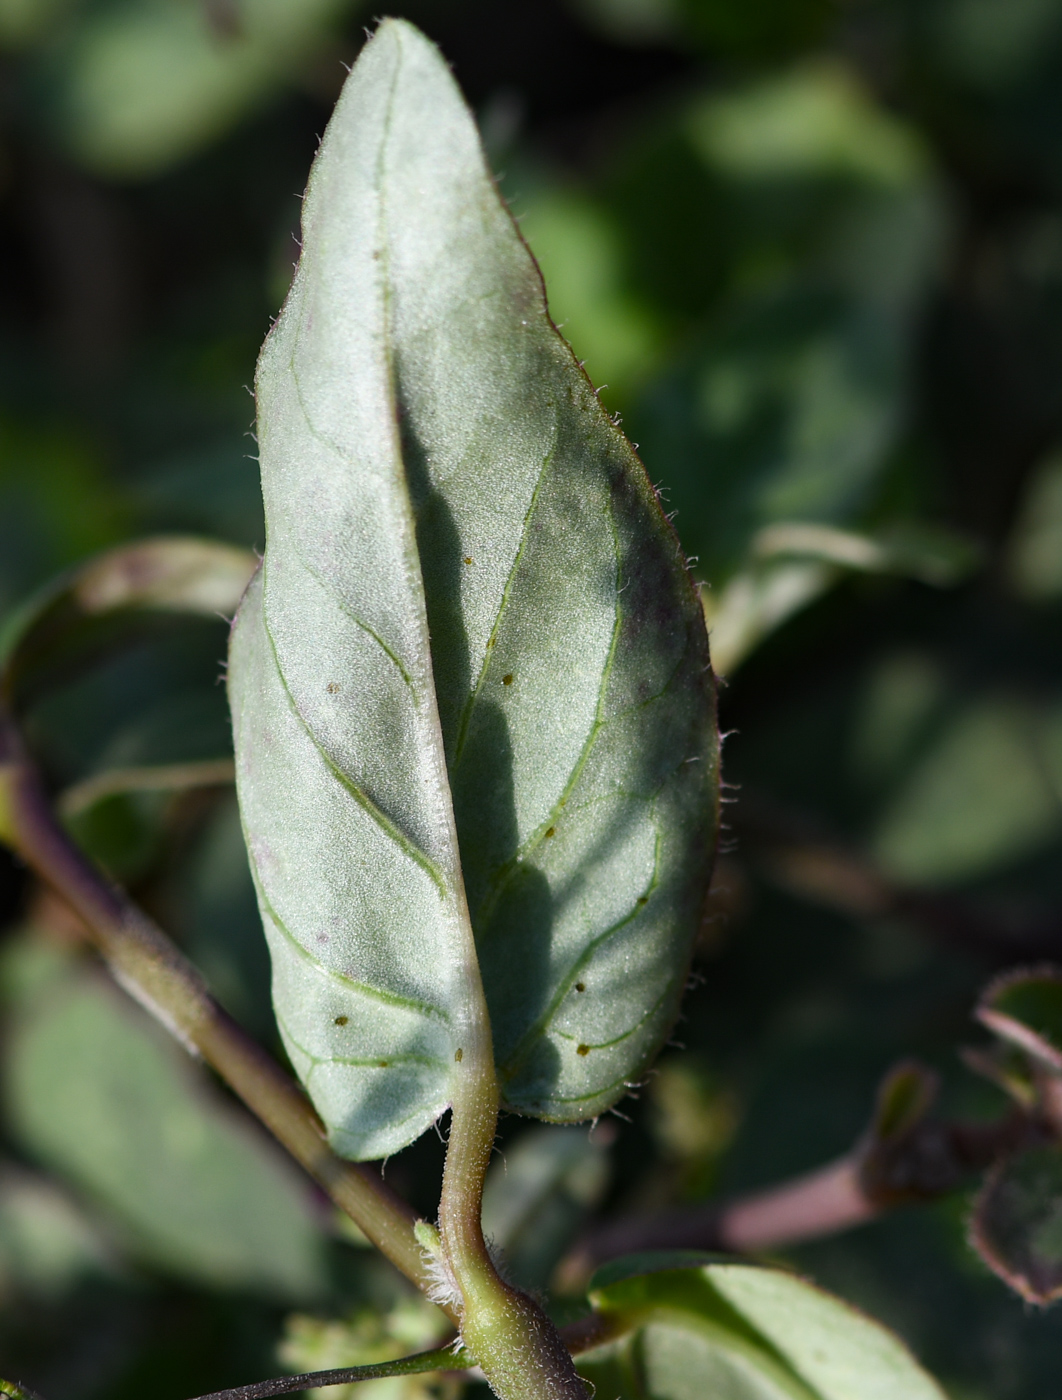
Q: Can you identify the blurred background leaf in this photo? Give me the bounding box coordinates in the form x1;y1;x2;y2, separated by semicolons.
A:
0;930;327;1300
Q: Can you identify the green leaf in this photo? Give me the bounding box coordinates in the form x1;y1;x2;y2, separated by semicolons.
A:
36;0;364;177
1005;448;1062;601
978;967;1062;1071
872;698;1062;886
578;1254;946;1399
2;937;326;1299
0;535;257;711
972;1145;1062;1306
229;20;717;1160
0;1161;113;1300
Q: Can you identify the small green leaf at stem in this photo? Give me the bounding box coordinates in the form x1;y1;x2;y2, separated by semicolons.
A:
579;1253;947;1400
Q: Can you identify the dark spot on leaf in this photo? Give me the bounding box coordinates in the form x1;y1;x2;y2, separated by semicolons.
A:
334;1015;348;1026
577;1044;590;1056
637;896;649;906
326;681;340;694
575;982;586;993
378;1060;388;1068
503;673;513;685
545;826;555;838
455;1047;463;1062
463;557;472;565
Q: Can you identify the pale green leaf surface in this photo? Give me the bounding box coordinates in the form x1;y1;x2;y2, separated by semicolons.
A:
229;20;717;1159
578;1255;945;1400
3;942;326;1298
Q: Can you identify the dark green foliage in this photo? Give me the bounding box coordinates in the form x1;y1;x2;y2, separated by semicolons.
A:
973;1146;1062;1306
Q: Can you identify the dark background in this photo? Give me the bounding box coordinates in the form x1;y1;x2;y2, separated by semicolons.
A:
2;1;1062;1396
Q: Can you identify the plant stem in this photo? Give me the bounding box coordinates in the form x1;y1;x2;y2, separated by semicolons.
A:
563;1106;1037;1281
434;889;586;1399
0;714;446;1315
187;1344;469;1400
0;713;595;1395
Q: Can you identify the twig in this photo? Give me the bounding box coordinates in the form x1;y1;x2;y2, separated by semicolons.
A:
563;1104;1037;1278
187;1344;467;1400
0;714;448;1316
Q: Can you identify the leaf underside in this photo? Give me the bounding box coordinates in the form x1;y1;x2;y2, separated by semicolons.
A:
229;19;718;1160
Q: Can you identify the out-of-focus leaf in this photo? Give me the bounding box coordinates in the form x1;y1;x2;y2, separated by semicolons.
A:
171;790;275;1039
229;22;717;1159
0;0;79;47
1006;449;1062;601
2;937;326;1298
687;63;926;188
480;1124;610;1291
57;757;236;818
676;0;836;61
60;788;169;884
872;700;1062;885
961;1042;1039;1109
571;0;835;57
972;1145;1062;1305
0;417;129;617
706;523;979;674
131;440;266;549
515;187;663;403
0;1163;114;1301
639;292;909;586
577;1253;946;1398
930;0;1062;91
849;652;948;787
37;0;363;176
703;560;834;676
614;61;947;670
751;521;979;585
977;967;1062;1071
869;1061;938;1144
280;1295;456;1400
569;0;681;45
52;759;236;884
0;536;256;710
